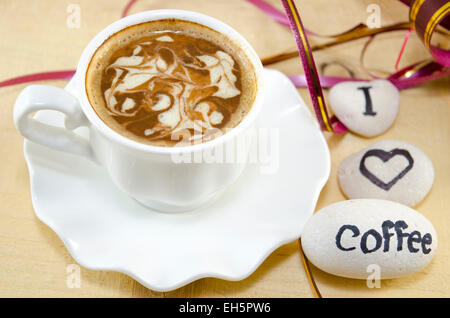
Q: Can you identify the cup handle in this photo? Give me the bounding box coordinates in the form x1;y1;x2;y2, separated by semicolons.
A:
14;85;96;162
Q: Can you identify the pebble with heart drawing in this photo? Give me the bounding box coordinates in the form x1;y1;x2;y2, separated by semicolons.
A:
338;140;434;207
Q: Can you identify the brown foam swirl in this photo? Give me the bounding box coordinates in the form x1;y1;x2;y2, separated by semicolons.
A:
100;31;243;143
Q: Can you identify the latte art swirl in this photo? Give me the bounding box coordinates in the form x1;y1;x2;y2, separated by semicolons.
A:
102;32;242;142
87;20;256;146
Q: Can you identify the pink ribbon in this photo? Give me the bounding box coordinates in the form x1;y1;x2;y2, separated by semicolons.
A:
280;0;346;133
0;70;75;88
121;0;138;18
246;0;290;27
288;75;368;89
246;0;320;36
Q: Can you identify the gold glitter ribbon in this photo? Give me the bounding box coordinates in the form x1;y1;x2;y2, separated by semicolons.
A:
281;0;343;133
299;239;322;298
424;2;450;48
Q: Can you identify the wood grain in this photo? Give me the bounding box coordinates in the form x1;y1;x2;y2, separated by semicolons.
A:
0;0;448;297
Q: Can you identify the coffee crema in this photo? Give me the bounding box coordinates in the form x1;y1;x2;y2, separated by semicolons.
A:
86;19;256;146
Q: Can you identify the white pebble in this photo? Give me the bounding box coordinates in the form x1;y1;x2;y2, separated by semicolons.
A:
329;80;399;137
301;199;437;279
338;140;434;207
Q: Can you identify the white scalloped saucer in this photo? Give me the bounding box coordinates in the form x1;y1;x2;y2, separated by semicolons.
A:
23;69;330;291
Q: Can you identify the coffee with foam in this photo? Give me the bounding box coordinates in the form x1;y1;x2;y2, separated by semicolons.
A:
86;19;256;146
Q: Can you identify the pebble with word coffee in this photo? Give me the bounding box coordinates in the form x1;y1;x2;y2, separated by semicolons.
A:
0;0;448;301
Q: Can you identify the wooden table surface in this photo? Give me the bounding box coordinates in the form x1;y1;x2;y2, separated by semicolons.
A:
0;0;448;297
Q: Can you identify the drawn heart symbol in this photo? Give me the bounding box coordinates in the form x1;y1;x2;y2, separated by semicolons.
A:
359;148;414;191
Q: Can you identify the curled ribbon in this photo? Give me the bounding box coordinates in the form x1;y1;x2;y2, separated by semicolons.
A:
0;71;75;88
280;0;346;134
248;0;449;136
409;0;450;66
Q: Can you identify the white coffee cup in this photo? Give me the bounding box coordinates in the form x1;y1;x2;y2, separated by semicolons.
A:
14;10;264;212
